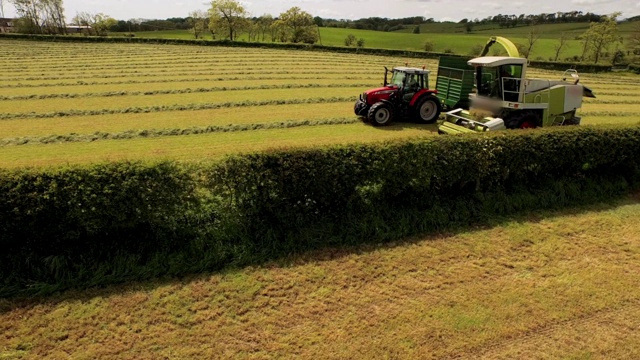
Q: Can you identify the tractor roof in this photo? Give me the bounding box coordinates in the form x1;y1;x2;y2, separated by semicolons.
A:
467;56;527;67
392;66;430;74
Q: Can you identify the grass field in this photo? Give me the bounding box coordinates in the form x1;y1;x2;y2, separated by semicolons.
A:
2;195;640;359
2;38;640;359
126;20;640;61
1;39;639;169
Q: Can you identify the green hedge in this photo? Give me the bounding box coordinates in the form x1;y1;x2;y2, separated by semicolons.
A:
0;33;614;72
1;126;640;296
528;60;612;73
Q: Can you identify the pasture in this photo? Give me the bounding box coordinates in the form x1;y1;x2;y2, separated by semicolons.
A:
1;39;639;169
127;20;640;60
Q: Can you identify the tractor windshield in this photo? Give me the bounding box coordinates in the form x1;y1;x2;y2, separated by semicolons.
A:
390;71;405;87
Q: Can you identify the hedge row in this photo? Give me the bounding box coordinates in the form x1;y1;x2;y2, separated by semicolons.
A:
0;33;614;73
528;59;612;73
1;126;640;296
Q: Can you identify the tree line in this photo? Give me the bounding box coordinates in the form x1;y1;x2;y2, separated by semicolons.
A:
461;11;606;29
7;0;66;34
5;0;639;64
176;1;318;44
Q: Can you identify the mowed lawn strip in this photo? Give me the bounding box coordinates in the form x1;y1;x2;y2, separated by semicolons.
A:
1;199;639;359
10;59;388;72
0;123;436;168
0;79;380;98
0;102;355;138
0;87;362;115
2;69;376;85
580;103;640;114
0;74;379;90
580;116;640;126
6;65;379;81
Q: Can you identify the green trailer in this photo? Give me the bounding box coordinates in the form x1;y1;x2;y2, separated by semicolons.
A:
435;56;475;110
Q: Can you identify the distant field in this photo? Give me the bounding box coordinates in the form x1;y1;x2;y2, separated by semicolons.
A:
129;28;585;59
125;20;639;61
0;39;639;169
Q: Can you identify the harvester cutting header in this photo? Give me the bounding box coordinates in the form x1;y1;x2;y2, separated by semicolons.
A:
355;36;596;133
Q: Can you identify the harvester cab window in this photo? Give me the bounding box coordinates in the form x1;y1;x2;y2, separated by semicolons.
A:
500;64;523;102
476;67;500;98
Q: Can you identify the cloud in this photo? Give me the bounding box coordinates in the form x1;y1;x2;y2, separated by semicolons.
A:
571;0;614;4
481;2;502;10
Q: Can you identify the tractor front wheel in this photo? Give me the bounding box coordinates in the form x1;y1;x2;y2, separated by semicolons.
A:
414;96;442;124
368;102;394;126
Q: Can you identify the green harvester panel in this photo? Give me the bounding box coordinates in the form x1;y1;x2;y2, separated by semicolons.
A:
436;56;475;110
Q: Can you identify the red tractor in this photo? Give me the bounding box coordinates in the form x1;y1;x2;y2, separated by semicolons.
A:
354;66;441;126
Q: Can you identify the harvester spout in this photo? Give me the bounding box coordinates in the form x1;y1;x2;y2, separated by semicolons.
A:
479;36;520;57
479;37;497;56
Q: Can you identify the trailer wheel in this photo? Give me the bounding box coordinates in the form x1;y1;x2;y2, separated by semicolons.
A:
414;96;442;124
368;102;394;126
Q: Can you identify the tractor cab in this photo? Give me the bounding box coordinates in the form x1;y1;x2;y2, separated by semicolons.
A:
470;57;527;104
385;67;430;102
354;66;441;126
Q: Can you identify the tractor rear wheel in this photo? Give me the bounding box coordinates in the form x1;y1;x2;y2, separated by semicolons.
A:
368;102;394;126
414;96;442;124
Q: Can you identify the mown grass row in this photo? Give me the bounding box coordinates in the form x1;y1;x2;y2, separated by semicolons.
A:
0;75;375;89
3;57;397;72
0;117;361;146
3;70;380;82
579;79;640;85
5;49;375;58
7;85;634;116
0;102;354;138
580;111;640;117
0;87;364;114
595;92;640;96
4;88;636;104
583;99;640;105
3;117;636;147
4;70;633;92
0;123;436;169
8;64;383;77
0;96;356;120
0;83;375;101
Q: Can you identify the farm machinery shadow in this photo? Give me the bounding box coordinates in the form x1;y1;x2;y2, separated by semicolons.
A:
358;116;440;133
2;192;637;312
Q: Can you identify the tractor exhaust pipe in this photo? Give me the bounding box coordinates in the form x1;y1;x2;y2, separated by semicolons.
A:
384;66;389;86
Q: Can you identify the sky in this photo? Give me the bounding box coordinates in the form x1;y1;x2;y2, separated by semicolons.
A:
1;0;636;22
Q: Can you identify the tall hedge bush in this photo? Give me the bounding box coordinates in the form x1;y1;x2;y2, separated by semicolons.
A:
1;126;639;296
